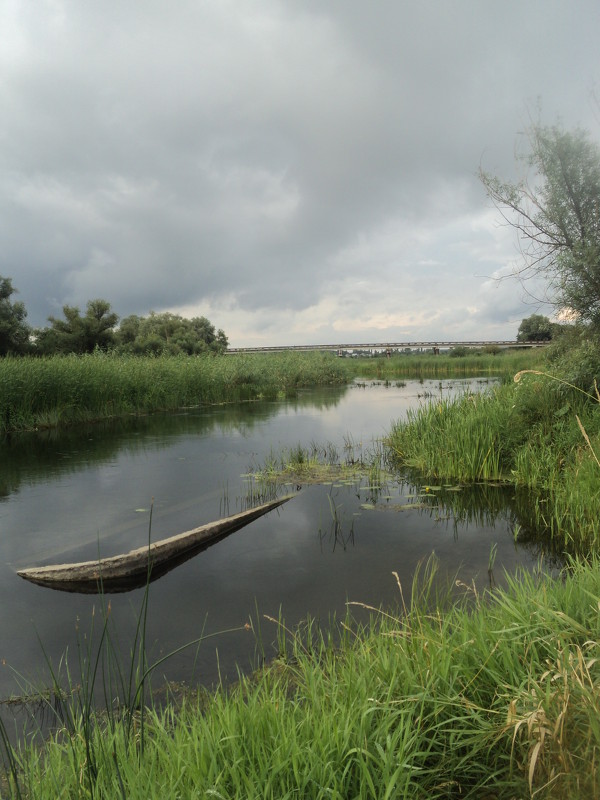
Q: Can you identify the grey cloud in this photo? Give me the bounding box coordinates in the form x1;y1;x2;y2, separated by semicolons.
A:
1;0;599;340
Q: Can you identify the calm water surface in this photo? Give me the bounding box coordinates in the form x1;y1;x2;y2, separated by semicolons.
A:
0;379;540;703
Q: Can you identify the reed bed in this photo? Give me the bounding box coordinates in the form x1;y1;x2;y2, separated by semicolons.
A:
387;368;600;553
388;384;517;481
353;347;545;380
5;556;600;798
0;352;350;433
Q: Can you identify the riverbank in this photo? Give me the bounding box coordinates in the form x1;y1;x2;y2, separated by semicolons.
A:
353;346;544;380
4;556;599;798
387;365;600;555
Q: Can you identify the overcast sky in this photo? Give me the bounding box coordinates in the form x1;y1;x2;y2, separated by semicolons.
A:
2;1;599;346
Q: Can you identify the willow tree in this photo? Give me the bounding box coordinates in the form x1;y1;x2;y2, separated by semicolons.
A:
480;125;600;328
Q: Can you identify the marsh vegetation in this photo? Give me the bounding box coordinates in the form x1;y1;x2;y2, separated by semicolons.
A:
0;351;349;434
3;339;600;797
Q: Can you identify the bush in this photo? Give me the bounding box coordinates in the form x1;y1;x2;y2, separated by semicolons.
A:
449;345;470;358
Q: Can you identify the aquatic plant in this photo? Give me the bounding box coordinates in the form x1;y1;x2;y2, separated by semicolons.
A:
0;352;351;434
353;347;544;381
387;358;600;553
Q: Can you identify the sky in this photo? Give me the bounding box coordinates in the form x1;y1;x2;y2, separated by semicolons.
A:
1;1;599;347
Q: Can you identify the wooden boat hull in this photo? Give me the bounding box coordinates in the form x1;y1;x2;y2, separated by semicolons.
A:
17;495;294;594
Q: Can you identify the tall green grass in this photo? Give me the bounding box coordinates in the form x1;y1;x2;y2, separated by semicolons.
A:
5;557;600;798
353;347;545;380
387;367;600;552
0;352;351;433
388;384;518;481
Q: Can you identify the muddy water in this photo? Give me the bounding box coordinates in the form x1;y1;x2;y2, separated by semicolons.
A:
0;379;540;706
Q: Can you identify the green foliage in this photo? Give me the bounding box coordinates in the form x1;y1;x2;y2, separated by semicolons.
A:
36;299;119;354
352;347;545;380
481;124;600;329
388;384;519;481
0;273;230;358
544;325;600;395
115;311;228;355
449;344;470;357
517;313;554;342
387;334;600;553
0;276;30;355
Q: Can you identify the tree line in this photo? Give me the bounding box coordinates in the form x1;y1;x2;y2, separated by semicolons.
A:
0;282;228;356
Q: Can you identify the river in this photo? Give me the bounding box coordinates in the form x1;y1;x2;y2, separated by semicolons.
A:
0;378;541;714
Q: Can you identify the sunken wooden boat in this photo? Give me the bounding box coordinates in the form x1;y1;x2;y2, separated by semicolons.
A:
17;495;294;594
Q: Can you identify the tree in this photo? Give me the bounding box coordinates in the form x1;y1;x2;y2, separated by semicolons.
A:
516;313;554;342
37;299;118;354
0;276;30;355
480;124;600;328
115;311;228;355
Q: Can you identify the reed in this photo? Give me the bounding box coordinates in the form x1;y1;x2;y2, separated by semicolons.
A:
387;362;600;552
0;352;351;434
387;383;519;481
250;436;385;488
353;347;545;380
5;556;600;798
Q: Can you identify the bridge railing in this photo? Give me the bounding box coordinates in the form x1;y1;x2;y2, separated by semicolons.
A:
226;341;550;354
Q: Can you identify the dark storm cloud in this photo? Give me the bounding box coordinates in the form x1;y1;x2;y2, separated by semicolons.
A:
1;0;598;341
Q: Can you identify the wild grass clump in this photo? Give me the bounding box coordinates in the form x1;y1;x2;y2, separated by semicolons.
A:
5;557;600;798
388;383;518;481
387;352;600;552
0;352;350;434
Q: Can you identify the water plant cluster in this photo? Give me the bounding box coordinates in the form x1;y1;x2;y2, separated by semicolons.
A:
352;347;544;381
387;354;600;555
250;435;384;485
0;351;349;434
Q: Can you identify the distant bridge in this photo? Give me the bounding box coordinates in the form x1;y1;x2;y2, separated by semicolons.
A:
226;340;549;354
